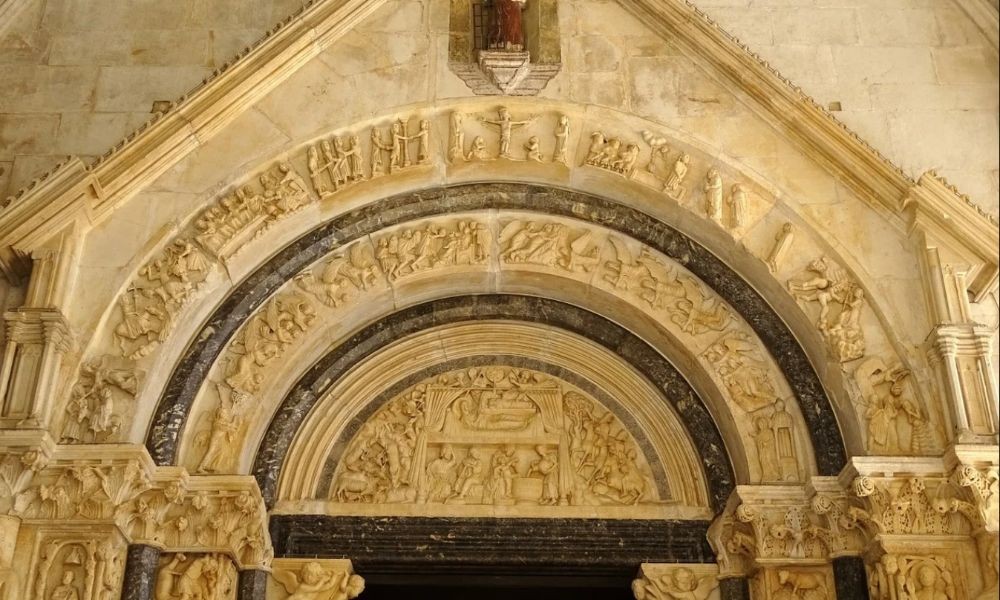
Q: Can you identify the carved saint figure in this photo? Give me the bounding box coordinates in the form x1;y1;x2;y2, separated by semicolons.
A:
524;136;543;162
767;223;794;273
480;107;535;158
451;448;485;502
51;571;80;600
424;445;457;502
703;168;723;222
553;115;570;164
414;120;431;165
273;562;365;600
484;445;518;504
490;0;527;51
728;183;748;228
448;111;465;163
752;416;780;481
664;154;690;197
466;136;491;161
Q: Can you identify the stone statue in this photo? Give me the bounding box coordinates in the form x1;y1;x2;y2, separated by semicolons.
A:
490;0;528;52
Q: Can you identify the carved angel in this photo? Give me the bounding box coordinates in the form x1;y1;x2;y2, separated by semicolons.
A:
634;568;717;600
272;563;364;600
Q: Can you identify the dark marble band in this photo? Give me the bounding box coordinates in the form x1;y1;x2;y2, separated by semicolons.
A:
315;353;673;503
270;515;714;579
254;295;734;511
833;556;870;600
121;544;161;600
147;183;845;479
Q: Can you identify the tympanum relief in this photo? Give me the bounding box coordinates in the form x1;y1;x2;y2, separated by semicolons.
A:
330;367;661;508
852;357;940;455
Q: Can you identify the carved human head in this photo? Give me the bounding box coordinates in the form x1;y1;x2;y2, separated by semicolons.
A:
61;571;75;584
917;565;937;587
672;567;696;591
499;107;510;119
301;561;327;585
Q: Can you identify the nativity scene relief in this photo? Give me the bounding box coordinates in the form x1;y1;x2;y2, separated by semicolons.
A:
331;367;662;508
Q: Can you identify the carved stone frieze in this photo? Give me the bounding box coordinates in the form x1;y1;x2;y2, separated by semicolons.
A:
330;366;660;508
787;256;866;363
500;220;599;273
375;220;490;281
702;332;778;414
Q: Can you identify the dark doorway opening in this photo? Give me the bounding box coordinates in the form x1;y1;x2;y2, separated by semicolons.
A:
360;574;635;600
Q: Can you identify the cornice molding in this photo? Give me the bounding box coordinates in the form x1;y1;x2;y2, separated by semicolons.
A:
0;0;995;300
953;0;1000;52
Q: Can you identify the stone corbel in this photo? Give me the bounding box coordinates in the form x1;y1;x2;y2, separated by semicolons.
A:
633;563;720;600
269;558;364;599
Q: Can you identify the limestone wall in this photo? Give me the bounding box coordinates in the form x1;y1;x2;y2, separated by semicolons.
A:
0;0;996;219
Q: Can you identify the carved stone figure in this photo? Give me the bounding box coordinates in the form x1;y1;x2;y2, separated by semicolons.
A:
528;446;559;505
767;223;794;273
788;257;866;362
854;358;936;455
295;243;379;307
728;183;748;228
374;221;488;282
584;132;638;178
704;169;723;223
466;136;491;161
776;569;830;600
196;388;252;474
448;112;465;163
62;358;138;444
633;567;717;600
750;401;799;482
499;220;599;273
664;154;690;199
553;115;570;164
524;136;543;162
156;553;236;600
50;571;79;600
480;107;535;158
702;332;777;413
273;562;365;600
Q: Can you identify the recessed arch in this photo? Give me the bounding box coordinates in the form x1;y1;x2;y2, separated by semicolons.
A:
145;183;848;505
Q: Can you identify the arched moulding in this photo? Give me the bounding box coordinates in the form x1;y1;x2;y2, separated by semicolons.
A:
274;323;712;520
176;210;819;493
65;101;934;465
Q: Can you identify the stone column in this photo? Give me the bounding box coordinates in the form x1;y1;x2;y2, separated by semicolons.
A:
121;544;162;600
718;577;750;600
832;557;868;600
238;569;269;600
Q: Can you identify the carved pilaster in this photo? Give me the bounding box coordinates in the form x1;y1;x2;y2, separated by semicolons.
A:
0;308;73;426
268;558;364;599
20;523;127;600
906;173;1000;443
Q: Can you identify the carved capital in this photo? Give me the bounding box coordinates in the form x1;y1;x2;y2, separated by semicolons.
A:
950;464;999;532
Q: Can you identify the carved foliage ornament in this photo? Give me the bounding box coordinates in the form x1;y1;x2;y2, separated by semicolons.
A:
330;367;660;508
849;476;976;537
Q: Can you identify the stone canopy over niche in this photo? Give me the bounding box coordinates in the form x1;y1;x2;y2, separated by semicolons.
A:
330;366;662;510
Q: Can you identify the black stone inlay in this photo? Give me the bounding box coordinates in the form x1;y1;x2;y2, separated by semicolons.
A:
720;577;750;600
316;354;673;502
255;296;733;512
238;569;269;600
121;544;161;600
833;557;870;600
270;515;713;580
148;183;846;480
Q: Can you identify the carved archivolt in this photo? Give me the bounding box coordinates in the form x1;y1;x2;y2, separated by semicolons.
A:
62;105;922;477
329;367;660;508
179;212;811;485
